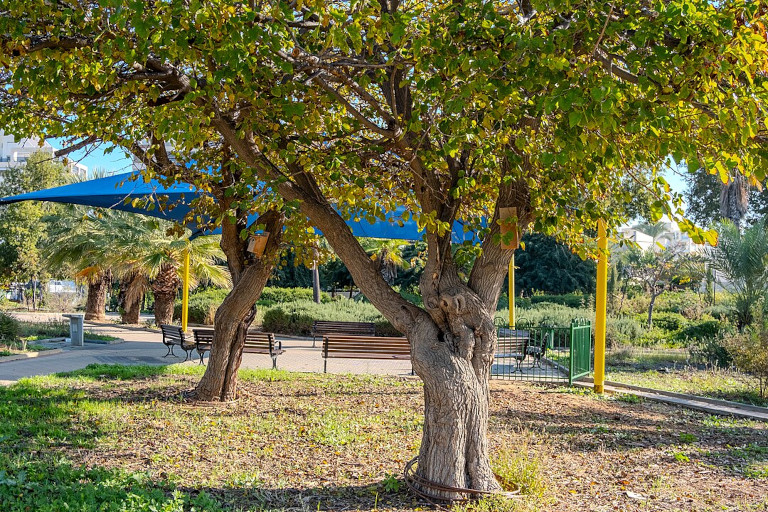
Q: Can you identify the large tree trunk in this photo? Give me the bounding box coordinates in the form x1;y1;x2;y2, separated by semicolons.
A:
152;263;180;326
119;272;146;324
84;271;110;321
193;210;284;402
410;309;499;496
193;265;268;401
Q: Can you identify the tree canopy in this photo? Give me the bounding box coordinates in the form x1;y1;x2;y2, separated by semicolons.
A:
2;0;768;496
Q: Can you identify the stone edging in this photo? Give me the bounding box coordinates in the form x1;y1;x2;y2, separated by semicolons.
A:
0;348;63;364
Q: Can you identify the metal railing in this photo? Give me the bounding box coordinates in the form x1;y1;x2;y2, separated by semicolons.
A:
492;319;593;384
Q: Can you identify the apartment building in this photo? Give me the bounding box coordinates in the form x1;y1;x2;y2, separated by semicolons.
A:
0;130;88;179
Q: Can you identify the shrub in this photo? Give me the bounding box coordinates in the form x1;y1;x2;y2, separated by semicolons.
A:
529;293;591;309
722;325;768;398
260;299;399;336
174;288;229;324
688;335;732;368
638;312;688;332
605;316;643;348
675;320;725;343
259;287;331;305
175;287;333;324
704;304;736;322
0;312;19;344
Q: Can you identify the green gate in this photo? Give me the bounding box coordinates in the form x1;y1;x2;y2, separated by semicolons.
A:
492;318;592;384
568;319;592;385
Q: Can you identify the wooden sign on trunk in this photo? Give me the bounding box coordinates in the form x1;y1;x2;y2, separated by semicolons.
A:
247;233;270;257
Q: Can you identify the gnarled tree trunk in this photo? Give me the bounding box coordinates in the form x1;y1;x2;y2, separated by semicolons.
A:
152;263;180;326
194;209;284;402
84;270;111;321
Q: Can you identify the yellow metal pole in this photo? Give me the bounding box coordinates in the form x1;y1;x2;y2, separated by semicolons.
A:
508;255;515;328
594;219;608;394
181;247;190;332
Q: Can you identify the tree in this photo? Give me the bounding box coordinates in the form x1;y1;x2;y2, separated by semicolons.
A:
2;0;767;497
705;219;768;328
46;208;230;324
623;246;684;327
0;152;69;308
685;171;768;228
513;233;596;296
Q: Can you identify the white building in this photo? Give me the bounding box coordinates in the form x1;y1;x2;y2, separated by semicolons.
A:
0;130;87;179
618;216;704;254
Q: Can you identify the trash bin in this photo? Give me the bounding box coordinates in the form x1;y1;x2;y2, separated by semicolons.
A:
62;314;85;347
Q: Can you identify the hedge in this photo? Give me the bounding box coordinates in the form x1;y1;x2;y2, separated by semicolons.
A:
261;300;400;336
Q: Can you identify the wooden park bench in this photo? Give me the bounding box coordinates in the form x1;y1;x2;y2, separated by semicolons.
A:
311;320;376;347
192;328;285;369
160;324;195;361
494;329;531;373
321;334;411;373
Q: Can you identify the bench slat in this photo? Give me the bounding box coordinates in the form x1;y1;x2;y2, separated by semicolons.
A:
322;334;411;372
192;328;283;368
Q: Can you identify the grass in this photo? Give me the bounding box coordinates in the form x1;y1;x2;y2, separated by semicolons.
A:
608;367;768;407
1;364;766;511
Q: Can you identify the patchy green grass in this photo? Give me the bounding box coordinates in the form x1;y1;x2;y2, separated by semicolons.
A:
1;365;766;511
608;367;768;407
0;349;12;357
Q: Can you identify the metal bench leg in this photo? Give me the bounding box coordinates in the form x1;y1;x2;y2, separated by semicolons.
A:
324;359;327;373
312;336;316;348
198;351;205;365
163;345;173;357
272;356;277;370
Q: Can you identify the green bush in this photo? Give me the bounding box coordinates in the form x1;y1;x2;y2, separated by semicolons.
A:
516;293;594;309
688;335;732;368
175;287;334;324
0;312;19;343
637;312;688;332
259;287;331;305
174;288;229;324
675;320;725;343
605;316;643;348
260;299;399;336
704;304;736;322
514;302;593;327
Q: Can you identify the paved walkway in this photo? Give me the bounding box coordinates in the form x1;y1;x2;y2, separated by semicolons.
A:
0;315;414;386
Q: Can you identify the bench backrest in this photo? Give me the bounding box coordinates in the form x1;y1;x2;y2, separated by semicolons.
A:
313;321;375;336
496;330;530;353
161;324;185;343
193;328;276;351
244;331;276;351
323;335;410;357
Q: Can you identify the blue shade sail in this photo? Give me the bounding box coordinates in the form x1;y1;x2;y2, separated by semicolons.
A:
0;172;484;243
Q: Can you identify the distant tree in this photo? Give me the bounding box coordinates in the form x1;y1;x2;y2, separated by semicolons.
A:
685;172;768;228
0;152;69;309
267;248;313;289
513;234;597;296
623;246;689;328
705;219;768;328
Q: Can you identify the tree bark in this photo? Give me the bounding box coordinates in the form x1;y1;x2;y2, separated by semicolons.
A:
152;263;180;326
119;272;146;324
84;271;110;321
194;209;284;402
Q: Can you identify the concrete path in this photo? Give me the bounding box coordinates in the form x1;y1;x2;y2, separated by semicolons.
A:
0;316;414;386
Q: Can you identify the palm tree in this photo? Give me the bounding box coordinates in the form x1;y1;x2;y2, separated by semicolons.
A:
720;173;749;229
46;208;229;325
365;239;407;286
119;221;230;325
705;219;768;328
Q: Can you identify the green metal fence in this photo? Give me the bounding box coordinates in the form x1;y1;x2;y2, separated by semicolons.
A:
491;318;592;384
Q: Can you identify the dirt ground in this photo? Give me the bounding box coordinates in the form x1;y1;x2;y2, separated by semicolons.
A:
36;371;768;511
